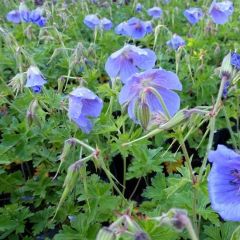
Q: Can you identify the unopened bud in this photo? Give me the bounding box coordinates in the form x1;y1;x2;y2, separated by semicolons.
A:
134;231;150;240
170;209;189;231
96;227;116;240
58;76;65;93
26;99;39;127
220;52;233;80
63;162;81;189
138;102;150;130
214;44;221;56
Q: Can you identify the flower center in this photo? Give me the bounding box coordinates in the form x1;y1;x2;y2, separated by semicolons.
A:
230;169;240;185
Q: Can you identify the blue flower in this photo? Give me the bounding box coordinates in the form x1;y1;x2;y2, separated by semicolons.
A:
68;87;103;133
115;22;128;35
183;7;203;25
136;3;143;12
100;18;112;31
115;17;152;39
147;7;163;19
84;14;100;29
167;34;186;50
25;66;47;93
6;10;21;24
231;52;240;70
84;14;112;31
119;68;182;124
208;145;240;221
20;10;31;23
145;21;153;33
30;9;46;27
105;44;156;83
209;0;234;24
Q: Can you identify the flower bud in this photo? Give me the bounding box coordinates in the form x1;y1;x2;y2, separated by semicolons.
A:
138;101;150;130
53;163;80;219
169;209;189;231
57;76;65;93
220;52;233;80
26;99;39;127
96;227;116;240
134;231;150;240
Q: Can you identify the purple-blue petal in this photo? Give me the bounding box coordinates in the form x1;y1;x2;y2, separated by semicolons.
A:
150;69;182;90
147;7;163;19
208;144;240;163
25;67;47;88
208;145;240;221
119;59;138;83
167;35;185;50
84;14;100;29
183;8;203;25
101;18;112;31
6;10;21;24
125;17;147;39
130;49;156;70
209;0;234;24
146;87;180;116
105;56;122;79
68;87;103;133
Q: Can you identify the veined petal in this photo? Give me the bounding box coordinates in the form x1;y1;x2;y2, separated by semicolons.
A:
208;144;240;163
72;115;93;134
127;98;139;123
119;59;138;83
119;80;139;104
81;98;103;117
151;69;182;90
146;87;180;116
70;87;98;100
105;56;122;78
131;49;156;70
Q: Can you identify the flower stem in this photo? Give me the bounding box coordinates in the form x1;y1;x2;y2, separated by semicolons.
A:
185;218;199;240
147;87;171;119
122;128;163;147
198;76;227;181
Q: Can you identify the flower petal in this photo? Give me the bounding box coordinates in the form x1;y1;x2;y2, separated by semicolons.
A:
151;69;182;90
146;87;180;116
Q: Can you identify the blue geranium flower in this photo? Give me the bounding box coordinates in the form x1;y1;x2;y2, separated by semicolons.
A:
84;14;112;31
231;52;240;70
29;9;47;27
136;3;143;12
167;34;185;50
68;87;103;133
84;14;100;29
209;0;234;24
105;44;156;83
208;145;240;221
100;18;113;30
115;17;152;39
147;7;163;19
6;10;21;24
183;7;203;25
145;21;153;33
20;10;31;23
25;66;47;93
119;68;182;124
